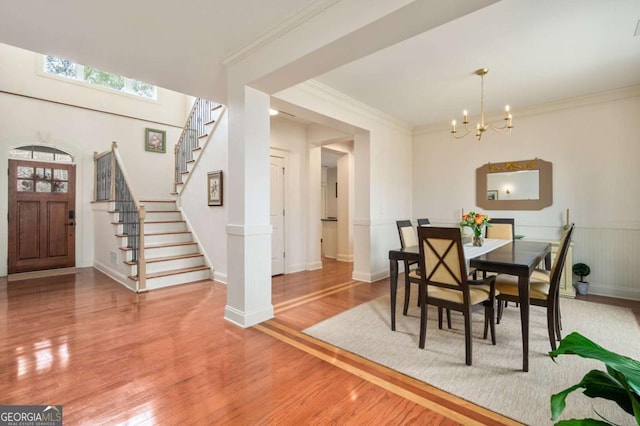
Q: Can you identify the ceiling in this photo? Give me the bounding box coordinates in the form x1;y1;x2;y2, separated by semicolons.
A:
1;0;639;129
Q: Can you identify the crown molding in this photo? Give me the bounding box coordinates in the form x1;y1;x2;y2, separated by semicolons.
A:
294;79;412;135
222;0;340;67
412;84;640;136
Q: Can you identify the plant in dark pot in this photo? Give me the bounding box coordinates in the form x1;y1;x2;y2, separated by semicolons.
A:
572;263;591;295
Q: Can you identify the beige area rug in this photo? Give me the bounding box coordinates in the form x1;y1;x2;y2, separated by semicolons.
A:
304;293;640;425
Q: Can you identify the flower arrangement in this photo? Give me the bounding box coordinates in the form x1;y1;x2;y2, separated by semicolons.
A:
460;211;491;246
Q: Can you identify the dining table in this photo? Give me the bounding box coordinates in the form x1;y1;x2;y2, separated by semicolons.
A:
388;239;551;372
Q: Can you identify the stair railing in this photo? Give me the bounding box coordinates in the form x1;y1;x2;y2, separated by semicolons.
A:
174;98;221;193
94;141;147;292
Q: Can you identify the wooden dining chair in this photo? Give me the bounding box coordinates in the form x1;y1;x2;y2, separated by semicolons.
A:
494;224;575;351
416;226;498;366
417;218;431;226
396;220;420;315
485;218;515;240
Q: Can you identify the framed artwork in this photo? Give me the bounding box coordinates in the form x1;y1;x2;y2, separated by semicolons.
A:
207;170;223;206
487;189;499;201
145;128;166;153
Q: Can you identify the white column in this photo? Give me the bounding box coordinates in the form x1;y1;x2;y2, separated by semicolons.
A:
306;145;322;270
224;84;273;327
351;130;372;281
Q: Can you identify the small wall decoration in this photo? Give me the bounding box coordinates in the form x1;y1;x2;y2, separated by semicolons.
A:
487;189;499;201
207;170;223;206
145;128;166;153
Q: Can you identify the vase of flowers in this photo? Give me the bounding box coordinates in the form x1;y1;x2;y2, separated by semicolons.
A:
460;211;491;246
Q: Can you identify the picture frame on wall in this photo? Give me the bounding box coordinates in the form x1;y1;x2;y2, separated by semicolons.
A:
207;170;223;206
145;128;166;153
487;189;499;201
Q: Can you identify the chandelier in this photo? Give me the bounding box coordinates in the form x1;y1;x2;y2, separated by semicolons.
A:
450;68;513;141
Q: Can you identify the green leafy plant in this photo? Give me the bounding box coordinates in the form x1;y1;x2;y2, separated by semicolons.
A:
549;332;640;425
573;263;591;282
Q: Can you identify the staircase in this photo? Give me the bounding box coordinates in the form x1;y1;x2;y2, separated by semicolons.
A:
96;98;225;292
113;199;210;290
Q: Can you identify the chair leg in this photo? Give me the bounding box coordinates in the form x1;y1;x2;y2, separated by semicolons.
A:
437;307;443;329
464;307;473;366
403;262;411;315
496;299;504;324
547;304;557;351
446;309;452;329
419;285;427;349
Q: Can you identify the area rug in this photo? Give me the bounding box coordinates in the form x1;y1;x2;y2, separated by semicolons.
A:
304;293;640;425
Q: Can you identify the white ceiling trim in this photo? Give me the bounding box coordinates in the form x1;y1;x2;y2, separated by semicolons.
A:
293;79;413;135
222;0;340;67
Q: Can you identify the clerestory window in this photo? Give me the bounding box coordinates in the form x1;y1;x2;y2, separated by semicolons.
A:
43;55;157;100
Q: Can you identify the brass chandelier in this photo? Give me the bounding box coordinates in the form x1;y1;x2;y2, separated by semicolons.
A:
450;68;513;141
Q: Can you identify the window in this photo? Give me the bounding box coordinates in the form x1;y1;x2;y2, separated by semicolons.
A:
10;146;73;163
43;55;157;99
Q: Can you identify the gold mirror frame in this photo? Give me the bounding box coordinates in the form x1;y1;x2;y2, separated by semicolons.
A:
476;158;552;210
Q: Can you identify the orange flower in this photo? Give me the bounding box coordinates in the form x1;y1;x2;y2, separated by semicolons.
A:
474;214;485;225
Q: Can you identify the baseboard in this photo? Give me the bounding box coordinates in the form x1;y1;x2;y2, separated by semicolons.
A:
8;267;79;282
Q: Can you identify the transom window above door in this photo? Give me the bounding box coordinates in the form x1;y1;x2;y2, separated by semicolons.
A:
10;145;73;162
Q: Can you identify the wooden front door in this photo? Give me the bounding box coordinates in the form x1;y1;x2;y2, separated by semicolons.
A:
8;160;76;274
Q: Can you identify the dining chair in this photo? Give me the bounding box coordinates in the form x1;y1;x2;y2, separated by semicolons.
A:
494;223;575;351
396;220;420;315
417;218;431;226
484;218;516;306
416;226;498;366
485;218;515;240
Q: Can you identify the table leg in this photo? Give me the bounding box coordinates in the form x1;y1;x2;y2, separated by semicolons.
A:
390;259;398;331
518;275;531;372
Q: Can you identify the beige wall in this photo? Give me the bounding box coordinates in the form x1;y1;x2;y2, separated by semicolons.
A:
412;87;640;300
0;44;192;277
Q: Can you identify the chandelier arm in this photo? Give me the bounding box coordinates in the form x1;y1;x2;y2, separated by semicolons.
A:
488;126;513;136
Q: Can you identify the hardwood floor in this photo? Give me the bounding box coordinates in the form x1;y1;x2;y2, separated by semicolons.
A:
0;260;637;425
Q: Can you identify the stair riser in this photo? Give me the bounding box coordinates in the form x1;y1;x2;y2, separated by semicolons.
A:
147;269;211;290
145;256;205;274
144;233;192;246
145;211;182;222
145;244;198;259
144;222;187;234
140;202;177;212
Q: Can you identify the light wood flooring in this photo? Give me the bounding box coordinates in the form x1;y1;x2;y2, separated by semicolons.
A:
0;259;637;425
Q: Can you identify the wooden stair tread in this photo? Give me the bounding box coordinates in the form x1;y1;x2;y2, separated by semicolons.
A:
128;265;209;281
145;210;180;213
139;200;175;203
204;119;216;125
143;220;185;224
124;253;203;266
198;133;208;139
212;104;223;110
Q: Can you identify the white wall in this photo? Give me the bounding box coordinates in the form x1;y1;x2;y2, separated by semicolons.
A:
413;88;640;300
270;117;311;273
0;44;192;277
275;81;413;282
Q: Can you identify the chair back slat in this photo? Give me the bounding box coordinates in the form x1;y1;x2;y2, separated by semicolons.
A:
396;220;417;248
418;227;467;292
486;218;515;240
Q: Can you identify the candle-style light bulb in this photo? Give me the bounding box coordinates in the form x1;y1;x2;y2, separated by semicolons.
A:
463;110;468;124
505;105;511;120
451;120;457;133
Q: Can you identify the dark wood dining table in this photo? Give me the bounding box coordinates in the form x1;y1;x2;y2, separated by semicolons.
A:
388;240;551;372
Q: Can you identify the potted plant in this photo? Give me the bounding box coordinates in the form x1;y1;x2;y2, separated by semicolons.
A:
549;332;640;425
572;262;591;295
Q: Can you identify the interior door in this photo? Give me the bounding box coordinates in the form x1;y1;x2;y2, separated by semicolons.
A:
270;156;285;276
8;160;76;274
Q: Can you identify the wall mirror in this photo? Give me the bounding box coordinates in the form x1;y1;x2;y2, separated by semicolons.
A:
476;158;552;210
